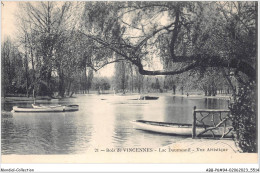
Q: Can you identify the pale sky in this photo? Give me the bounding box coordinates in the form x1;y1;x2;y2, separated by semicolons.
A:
95;64;115;77
1;1;18;40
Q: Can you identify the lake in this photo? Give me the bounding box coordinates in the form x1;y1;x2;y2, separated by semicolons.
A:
1;94;230;155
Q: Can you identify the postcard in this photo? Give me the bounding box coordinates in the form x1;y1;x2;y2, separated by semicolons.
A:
1;1;258;172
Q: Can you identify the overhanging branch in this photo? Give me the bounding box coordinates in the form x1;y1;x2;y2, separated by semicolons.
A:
81;31;256;80
137;62;199;75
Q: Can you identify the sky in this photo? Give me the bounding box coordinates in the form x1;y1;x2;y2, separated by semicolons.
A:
95;64;115;78
1;1;17;40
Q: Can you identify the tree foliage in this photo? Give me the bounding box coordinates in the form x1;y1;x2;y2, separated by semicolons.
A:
13;2;95;97
81;2;256;82
230;81;257;152
1;38;25;96
92;77;111;91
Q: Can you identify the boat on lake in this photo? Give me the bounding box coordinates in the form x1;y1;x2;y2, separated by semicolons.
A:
132;120;233;137
128;96;159;100
12;106;64;112
139;96;159;100
12;104;79;113
32;104;62;109
32;104;79;111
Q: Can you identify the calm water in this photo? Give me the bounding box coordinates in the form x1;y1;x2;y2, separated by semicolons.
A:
1;94;229;155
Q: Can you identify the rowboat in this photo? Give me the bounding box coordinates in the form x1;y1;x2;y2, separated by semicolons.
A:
139;96;159;100
32;104;63;109
12;106;64;112
131;120;233;137
32;104;79;111
128;96;159;100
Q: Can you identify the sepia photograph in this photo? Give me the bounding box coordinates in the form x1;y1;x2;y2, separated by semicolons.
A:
1;1;258;172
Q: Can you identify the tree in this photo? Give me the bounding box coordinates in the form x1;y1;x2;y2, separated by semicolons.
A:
193;69;224;96
1;38;25;96
92;77;111;92
133;66;144;93
230;81;257;152
81;2;256;82
86;68;94;94
164;75;177;94
1;38;13;97
17;2;75;97
151;78;161;91
113;61;129;93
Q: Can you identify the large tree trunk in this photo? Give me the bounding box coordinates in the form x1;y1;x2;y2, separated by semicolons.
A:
67;80;72;96
25;57;29;98
46;69;52;97
58;69;65;97
30;41;36;99
221;68;237;99
24;35;30;98
172;85;176;95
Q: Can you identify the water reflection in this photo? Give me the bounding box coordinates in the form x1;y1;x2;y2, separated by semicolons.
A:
2;113;91;154
2;95;229;154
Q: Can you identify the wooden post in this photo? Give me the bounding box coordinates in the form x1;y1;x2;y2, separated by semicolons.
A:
192;106;197;139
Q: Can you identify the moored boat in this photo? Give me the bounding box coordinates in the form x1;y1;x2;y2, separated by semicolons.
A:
139;96;159;100
32;104;62;109
128;96;159;100
12;106;64;112
32;104;79;112
132;120;233;137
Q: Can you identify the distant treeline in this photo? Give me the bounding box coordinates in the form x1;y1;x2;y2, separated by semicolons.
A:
1;40;235;98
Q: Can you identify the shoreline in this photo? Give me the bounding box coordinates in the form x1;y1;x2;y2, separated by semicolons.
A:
1;92;232;101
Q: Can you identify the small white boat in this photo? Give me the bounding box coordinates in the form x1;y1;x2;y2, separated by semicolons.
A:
32;104;79;112
132;120;233;137
12;106;64;112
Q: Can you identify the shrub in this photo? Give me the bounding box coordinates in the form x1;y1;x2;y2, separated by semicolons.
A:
230;81;257;152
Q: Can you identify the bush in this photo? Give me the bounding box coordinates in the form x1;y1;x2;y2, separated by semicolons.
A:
230;81;257;152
